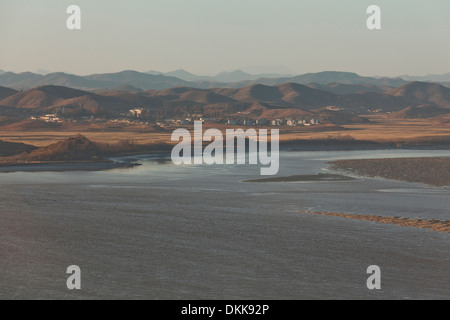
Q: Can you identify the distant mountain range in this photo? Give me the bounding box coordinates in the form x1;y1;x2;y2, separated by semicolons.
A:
0;71;195;92
399;72;450;83
1;70;449;93
1;81;449;124
146;69;293;82
233;71;409;88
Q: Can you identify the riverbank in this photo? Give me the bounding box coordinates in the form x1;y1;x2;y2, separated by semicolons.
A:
0;161;140;173
0;135;167;173
331;157;450;186
243;173;355;183
299;210;450;233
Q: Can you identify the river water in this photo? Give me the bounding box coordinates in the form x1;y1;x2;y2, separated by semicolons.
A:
0;149;449;299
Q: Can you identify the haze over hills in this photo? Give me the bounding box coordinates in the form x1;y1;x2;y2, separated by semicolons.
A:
146;69;293;82
154;69;208;82
0;72;44;88
232;71;409;89
35;69;52;76
0;71;198;91
307;83;386;95
2;70;450;93
213;70;293;82
0;70;416;92
400;72;450;83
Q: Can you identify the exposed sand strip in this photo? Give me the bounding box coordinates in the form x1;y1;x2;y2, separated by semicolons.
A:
331;157;450;186
299;210;450;233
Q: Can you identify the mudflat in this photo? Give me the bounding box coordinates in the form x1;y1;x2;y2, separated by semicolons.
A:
299;210;450;234
331;157;450;186
243;173;355;183
0;161;139;173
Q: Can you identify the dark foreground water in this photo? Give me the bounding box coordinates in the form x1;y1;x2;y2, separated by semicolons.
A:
0;150;449;299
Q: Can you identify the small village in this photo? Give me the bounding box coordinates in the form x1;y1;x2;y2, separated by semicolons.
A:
127;107;321;127
27;106;322;128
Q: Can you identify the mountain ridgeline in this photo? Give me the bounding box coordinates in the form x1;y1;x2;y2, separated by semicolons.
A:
3;70;450;92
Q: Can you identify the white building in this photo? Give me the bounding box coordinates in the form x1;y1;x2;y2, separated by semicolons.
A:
286;119;296;126
39;114;61;123
256;118;267;125
271;119;282;126
129;108;144;118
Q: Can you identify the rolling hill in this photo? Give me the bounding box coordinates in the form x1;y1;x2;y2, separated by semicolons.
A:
307;82;387;95
1;79;450;122
1;135;103;162
386;81;450;108
0;72;44;88
0;85;163;115
155;87;234;104
0;71;197;91
335;92;413;112
213;83;336;108
232;71;408;88
276;83;336;108
391;105;450;119
0;70;411;91
225;84;284;102
0;140;38;157
0;86;18;100
0;85;102;109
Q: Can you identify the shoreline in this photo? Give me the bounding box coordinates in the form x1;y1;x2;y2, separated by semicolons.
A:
243;173;355;183
331;157;450;186
299;210;450;234
280;144;450;152
0;160;140;173
1;147;449;175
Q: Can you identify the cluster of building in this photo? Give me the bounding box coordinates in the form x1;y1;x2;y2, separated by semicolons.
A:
30;114;62;123
325;106;343;111
227;118;320;126
110;119;150;125
141;116;322;127
158;117;216;126
129;108;145;118
28;106;323;129
127;107;323;128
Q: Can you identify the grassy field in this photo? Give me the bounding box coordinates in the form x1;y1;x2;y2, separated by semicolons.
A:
279;117;450;142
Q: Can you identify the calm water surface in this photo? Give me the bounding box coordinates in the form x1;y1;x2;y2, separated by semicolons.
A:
0;150;449;299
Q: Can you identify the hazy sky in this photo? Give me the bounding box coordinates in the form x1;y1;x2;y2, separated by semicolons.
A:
1;0;449;76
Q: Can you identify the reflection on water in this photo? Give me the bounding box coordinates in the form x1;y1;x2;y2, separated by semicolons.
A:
0;149;449;299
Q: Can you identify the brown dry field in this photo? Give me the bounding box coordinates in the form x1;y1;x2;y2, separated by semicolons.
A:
0;116;449;147
280;116;450;142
